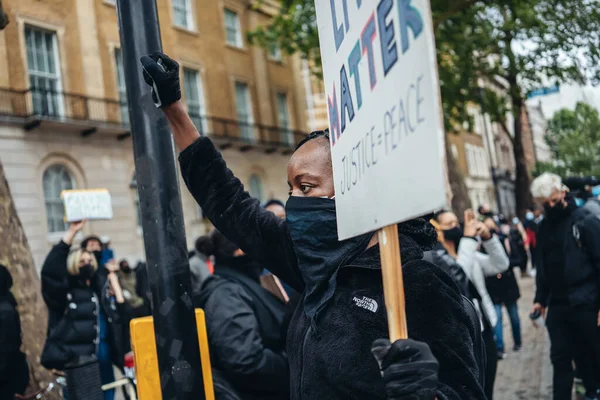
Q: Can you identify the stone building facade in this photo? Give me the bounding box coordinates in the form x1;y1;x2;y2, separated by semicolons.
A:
0;0;309;270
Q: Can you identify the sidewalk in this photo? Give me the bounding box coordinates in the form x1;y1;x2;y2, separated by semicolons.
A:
493;270;553;399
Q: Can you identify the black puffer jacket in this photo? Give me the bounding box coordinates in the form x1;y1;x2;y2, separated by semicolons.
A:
535;199;600;310
179;137;485;400
41;241;128;371
195;258;289;400
0;265;29;399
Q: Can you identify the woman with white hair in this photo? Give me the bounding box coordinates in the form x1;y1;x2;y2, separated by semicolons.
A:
40;221;129;400
530;172;600;400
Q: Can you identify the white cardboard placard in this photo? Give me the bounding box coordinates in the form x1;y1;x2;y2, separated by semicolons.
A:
61;189;114;222
315;0;446;239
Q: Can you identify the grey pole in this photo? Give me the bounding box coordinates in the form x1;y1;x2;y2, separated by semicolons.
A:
116;0;204;398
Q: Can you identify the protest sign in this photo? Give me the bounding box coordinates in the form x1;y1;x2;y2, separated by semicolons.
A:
315;0;446;240
61;189;113;222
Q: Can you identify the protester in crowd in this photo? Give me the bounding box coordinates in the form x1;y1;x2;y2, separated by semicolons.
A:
483;218;522;360
478;204;494;220
117;259;146;318
0;264;29;400
141;52;487;399
188;235;214;297
193;229;289;399
134;261;150;313
41;221;129;400
264;199;286;219
507;218;529;277
530;173;600;400
524;207;540;271
430;209;510;399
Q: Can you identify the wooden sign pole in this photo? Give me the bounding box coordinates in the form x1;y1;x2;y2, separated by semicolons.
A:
378;224;408;341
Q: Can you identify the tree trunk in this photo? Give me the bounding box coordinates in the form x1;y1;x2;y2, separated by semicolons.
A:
511;97;533;218
445;134;472;215
0;160;60;399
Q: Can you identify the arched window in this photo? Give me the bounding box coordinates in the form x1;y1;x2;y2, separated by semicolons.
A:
248;174;264;202
43;164;75;233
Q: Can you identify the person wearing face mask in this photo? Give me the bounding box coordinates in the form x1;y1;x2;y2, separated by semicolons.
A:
0;264;29;400
530;173;600;400
430;209;510;399
194;229;289;400
117;259;146;317
140;52;486;400
40;221;128;400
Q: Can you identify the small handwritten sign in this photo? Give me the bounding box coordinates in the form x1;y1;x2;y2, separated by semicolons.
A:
61;189;113;222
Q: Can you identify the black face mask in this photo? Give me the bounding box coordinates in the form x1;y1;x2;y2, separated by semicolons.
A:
78;264;95;281
285;196;373;323
544;200;567;219
443;226;463;248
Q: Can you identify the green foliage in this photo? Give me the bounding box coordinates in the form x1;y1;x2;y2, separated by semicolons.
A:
534;102;600;177
248;0;600;129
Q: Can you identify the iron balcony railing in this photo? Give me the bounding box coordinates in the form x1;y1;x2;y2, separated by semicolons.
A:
0;87;307;148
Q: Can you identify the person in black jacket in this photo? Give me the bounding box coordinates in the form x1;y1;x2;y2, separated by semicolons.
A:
193;230;288;400
41;221;129;400
0;264;29;399
530;173;600;400
483;218;522;360
140;52;485;400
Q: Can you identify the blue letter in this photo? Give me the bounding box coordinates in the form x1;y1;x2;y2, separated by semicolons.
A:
377;0;398;76
328;84;341;146
348;41;363;109
361;13;377;89
330;0;345;51
398;0;423;53
340;65;355;133
342;0;350;33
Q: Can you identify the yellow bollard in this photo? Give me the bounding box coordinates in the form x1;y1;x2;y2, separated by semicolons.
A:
130;309;215;400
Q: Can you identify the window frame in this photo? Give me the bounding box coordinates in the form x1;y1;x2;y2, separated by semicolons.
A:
42;164;75;234
224;8;243;48
182;67;208;135
248;174;264;202
24;25;64;117
172;0;195;30
275;91;292;145
234;81;254;142
114;48;129;125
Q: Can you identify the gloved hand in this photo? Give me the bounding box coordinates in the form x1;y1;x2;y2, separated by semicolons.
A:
140;52;181;108
372;338;440;400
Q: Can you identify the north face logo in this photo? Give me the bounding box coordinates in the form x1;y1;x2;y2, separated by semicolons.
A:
353;296;378;313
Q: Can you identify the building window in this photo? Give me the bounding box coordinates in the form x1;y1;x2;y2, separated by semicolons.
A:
173;0;193;29
183;68;207;134
269;43;282;61
235;82;254;141
451;144;459;160
249;174;264;202
25;26;63;116
114;48;129;125
224;9;242;47
276;92;292;145
43;164;75;233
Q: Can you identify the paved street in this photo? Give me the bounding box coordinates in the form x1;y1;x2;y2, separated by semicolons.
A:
494;271;553;399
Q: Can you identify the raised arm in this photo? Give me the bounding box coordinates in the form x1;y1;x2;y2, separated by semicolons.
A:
476;235;510;276
41;221;84;311
140;53;303;291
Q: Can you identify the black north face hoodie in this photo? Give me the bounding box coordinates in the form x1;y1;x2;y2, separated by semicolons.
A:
179;137;485;400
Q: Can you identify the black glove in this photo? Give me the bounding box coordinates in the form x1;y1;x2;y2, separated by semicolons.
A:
140;52;181;108
372;338;440;400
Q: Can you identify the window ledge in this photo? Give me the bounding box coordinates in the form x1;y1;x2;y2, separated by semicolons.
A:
268;57;284;65
103;0;116;7
173;25;199;36
225;43;247;53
